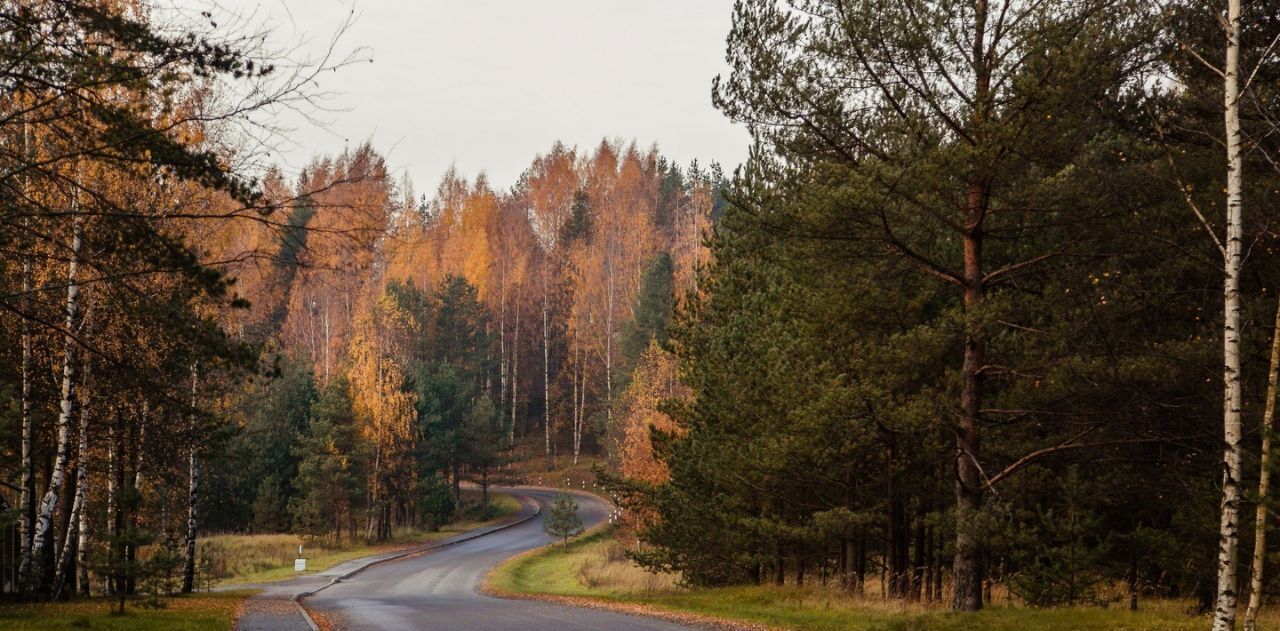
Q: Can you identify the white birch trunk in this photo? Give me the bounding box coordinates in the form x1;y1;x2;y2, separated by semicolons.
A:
543;271;552;468
1244;302;1280;631
499;263;507;421
572;342;581;465
366;442;381;542
511;291;520;447
53;358;92;599
1213;2;1245;627
51;460;82;600
17;255;34;587
182;363;200;593
133;408;147;491
579;360;587;463
16;77;36;589
307;295;317;361
76;444;90;597
29;216;83;590
323;305;331;386
605;258;614;426
105;418;117;595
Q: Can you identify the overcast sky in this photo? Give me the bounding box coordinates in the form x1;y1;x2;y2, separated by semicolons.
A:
201;0;749;193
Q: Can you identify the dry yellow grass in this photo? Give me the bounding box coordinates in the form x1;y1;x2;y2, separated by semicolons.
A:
572;535;681;593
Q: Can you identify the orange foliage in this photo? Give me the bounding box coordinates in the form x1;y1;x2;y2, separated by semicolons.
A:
615;341;686;484
280;143;393;382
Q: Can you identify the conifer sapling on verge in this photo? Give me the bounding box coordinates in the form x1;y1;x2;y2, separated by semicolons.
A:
543;491;584;546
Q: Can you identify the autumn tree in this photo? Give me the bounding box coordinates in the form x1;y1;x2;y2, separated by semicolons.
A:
348;292;418;541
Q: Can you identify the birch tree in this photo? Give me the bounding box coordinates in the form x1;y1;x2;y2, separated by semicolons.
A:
525;145;577;467
1212;5;1245;626
1244;302;1280;631
26;211;82;592
182;363;200;593
51;355;91;600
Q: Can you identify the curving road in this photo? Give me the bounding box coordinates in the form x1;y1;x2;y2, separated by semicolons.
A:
290;487;692;631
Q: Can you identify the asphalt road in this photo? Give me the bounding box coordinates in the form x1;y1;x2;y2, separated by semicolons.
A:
298;487;694;631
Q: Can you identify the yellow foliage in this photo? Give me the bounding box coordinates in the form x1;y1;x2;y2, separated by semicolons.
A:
616;341;686;485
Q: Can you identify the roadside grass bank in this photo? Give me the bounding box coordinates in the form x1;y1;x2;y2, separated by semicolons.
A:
486;526;1280;631
0;590;253;631
209;490;519;585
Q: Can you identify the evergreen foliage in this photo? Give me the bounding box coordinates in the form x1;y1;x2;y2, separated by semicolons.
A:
543;491;584;545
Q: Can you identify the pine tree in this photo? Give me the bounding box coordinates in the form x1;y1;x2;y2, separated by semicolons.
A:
543;491;584;546
714;0;1164;610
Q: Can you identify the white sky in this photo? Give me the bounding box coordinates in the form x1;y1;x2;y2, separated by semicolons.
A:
199;0;750;193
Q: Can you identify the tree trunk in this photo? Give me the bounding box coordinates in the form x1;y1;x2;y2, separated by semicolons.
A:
132;408;147;491
605;258;614;428
1243;306;1280;630
182;364;200;594
886;432;909;598
851;530;867;594
76;466;89;598
323;305;331;386
932;528;943;602
572;346;580;465
17;254;34;591
511;289;520;446
499;264;507;423
924;525;936;603
774;542;785;586
951;0;992;610
365;443;381;542
573;342;584;465
106;412;120;596
1129;548;1140;612
51;464;81;599
1213;2;1245;628
953;179;988;612
543;271;552;469
126;417;145;597
53;359;92;600
912;514;926;601
28;216;83;592
16;61;36;593
452;457;461;503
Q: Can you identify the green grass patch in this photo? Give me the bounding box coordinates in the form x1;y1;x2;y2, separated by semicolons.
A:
211;490;519;585
487;527;1276;631
0;590;252;631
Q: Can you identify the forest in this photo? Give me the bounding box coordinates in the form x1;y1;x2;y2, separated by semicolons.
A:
4;1;1280;630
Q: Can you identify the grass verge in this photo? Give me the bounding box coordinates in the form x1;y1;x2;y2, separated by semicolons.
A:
210;490;520;585
0;590;254;631
485;526;1275;631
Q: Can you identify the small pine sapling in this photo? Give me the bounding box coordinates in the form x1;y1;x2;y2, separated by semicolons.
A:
543;491;584;546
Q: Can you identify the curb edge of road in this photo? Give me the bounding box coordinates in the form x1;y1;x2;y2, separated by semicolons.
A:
290;493;544;631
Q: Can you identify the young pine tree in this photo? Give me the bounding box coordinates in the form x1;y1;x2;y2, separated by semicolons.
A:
543;491;584;546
